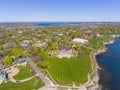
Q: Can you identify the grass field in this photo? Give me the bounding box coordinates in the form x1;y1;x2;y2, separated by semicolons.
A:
37;50;92;85
47;56;91;84
0;77;44;90
88;38;102;49
13;64;35;80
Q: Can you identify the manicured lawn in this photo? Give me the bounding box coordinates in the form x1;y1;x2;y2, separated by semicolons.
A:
13;64;35;80
37;51;92;85
47;55;91;84
88;38;102;49
0;77;44;90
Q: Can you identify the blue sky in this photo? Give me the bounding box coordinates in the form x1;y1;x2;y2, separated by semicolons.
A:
0;0;120;22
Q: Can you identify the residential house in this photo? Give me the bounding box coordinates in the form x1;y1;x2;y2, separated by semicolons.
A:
16;57;27;66
34;41;47;48
0;70;8;84
72;38;88;44
57;46;73;58
0;58;4;68
96;33;103;38
21;40;31;47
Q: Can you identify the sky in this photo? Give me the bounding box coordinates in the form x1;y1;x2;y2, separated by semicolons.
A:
0;0;120;22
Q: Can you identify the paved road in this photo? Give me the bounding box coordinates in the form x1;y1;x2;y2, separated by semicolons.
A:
26;57;54;86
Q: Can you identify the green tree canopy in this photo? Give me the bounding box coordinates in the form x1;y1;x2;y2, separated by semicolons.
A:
51;44;57;50
3;56;13;65
12;48;23;58
76;44;82;51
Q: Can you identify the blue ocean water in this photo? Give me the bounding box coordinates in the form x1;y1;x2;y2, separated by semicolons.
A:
96;38;120;90
35;22;82;26
1;22;120;26
0;22;82;26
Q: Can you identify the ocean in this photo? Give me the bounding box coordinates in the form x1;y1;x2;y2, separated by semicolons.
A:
96;38;120;90
1;22;120;26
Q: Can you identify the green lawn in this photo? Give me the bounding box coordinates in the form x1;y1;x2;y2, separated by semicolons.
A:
38;51;92;85
0;77;44;90
88;38;102;49
47;55;91;85
13;64;35;80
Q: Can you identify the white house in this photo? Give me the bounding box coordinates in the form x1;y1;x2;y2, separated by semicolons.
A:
21;40;31;47
0;70;8;84
18;31;23;34
96;33;103;38
72;38;88;44
57;47;73;58
34;41;47;48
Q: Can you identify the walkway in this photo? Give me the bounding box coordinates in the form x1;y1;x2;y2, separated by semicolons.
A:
26;57;54;86
5;65;36;83
10;75;36;83
38;85;87;90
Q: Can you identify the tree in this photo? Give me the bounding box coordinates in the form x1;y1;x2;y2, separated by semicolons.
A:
3;56;13;65
47;41;52;46
85;48;91;54
51;44;57;50
76;44;82;51
51;36;57;42
12;48;23;58
37;61;43;68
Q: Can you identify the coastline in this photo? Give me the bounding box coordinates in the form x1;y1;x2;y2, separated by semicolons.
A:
88;39;115;90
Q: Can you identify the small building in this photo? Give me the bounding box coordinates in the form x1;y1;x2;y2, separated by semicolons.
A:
96;33;103;38
34;41;47;48
57;46;73;58
16;58;27;66
21;40;31;47
72;38;88;44
2;43;11;48
0;70;8;84
0;58;4;68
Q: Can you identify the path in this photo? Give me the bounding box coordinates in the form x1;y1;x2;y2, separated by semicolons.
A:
5;65;36;83
10;75;36;83
26;57;54;86
5;65;19;82
38;85;87;90
37;46;97;90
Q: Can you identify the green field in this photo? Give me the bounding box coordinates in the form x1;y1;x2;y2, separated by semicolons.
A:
88;38;102;49
0;77;44;90
36;49;92;85
13;64;35;80
43;52;92;85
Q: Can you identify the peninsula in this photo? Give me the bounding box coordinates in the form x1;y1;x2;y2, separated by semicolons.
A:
0;23;120;90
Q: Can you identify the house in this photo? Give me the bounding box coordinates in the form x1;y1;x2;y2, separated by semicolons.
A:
57;46;73;58
0;70;8;84
18;31;23;34
34;41;47;48
16;58;27;66
2;43;11;48
58;33;63;36
72;38;88;44
96;33;103;38
84;35;93;40
21;40;31;47
45;37;51;42
0;58;4;68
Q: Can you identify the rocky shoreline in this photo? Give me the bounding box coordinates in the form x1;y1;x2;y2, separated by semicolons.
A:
88;39;115;90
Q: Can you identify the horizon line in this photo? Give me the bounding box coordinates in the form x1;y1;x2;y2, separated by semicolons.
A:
0;21;120;23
